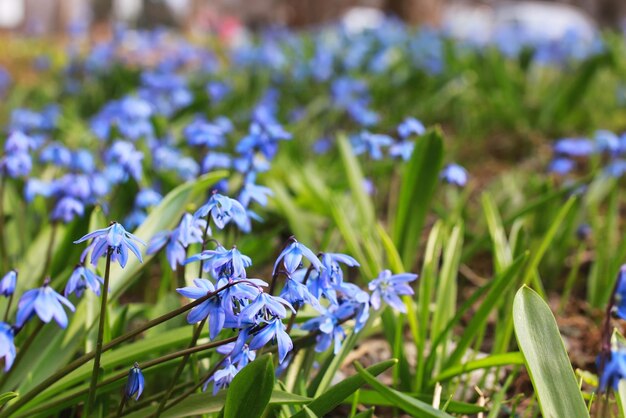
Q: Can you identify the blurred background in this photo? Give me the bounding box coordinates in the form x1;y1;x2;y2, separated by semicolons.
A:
0;0;624;40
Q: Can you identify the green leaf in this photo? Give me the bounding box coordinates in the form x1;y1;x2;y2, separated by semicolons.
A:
337;135;375;224
393;128;444;268
224;354;275;418
0;392;18;407
123;390;311;418
513;286;589;418
353;362;453;418
434;352;525;382
346;390;485;414
294;359;396;418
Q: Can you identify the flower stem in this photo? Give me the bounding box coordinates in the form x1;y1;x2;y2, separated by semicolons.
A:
115;394;127;418
86;250;112;415
3;293;13;322
268;236;296;295
153;318;207;417
0;281;243;417
39;223;58;283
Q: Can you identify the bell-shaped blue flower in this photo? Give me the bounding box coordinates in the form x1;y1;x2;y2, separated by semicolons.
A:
273;240;323;275
64;265;104;298
368;270;417;313
0;270;17;297
16;281;76;329
74;222;145;268
0;323;16;371
125;362;145;400
249;317;293;363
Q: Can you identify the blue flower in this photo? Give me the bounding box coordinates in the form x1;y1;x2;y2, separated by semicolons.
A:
301;306;346;354
135;188;162;209
125;363;145;400
16;282;76;328
368;270;417;313
238;182;273;208
194;193;250;232
177;214;207;247
178;279;227;339
51;197;85;223
240;292;294;323
440;164;468;187
397;117;426;139
350;131;393;160
2;152;32;178
185;246;252;279
389;141;415;161
0;270;17;297
217;342;256;368
280;278;321;311
75;222;145;268
599;349;626;392
64;265;104;298
614;266;626;320
273;240;323;275
0;323;16;371
548;158;575;175
5;131;37;153
249;317;293;363
40;142;72;167
554;138;595;157
205;360;238;394
147;228;186;271
184;118;229;148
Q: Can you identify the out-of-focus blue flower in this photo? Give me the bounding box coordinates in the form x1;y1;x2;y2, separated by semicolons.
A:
4;131;37;153
548;158;575;175
605;160;626;178
202;152;231;173
397;117;426;138
307;253;360;304
2;152;32;178
71;149;95;173
205;360;238;394
184;118;230;148
350;131;393;160
147;228;186;271
576;223;592;241
0;323;16;371
237;121;292;160
177;213;207;247
16;282;76;328
64;265;104;298
595;130;620;155
24;179;55;202
273;240;323;275
194;193;250;232
239;182;273;207
185;245;252;279
440;164;468;187
368;270;417;313
554;138;595;157
135;189;162;209
599;348;626;392
249;317;293;363
40;142;72;167
104;141;144;182
125;363;145;400
207;81;231;102
51;197;85;223
389;141;415;161
614;265;626;320
75;222;145;268
0;270;16;297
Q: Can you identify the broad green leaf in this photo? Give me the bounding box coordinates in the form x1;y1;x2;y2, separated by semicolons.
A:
337;135;375;224
224;354;275;418
393;128;444;269
346;390;485;414
294;359;396;418
353;362;453;418
513;286;589;418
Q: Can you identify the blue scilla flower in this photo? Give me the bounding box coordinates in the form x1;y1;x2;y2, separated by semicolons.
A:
185;245;252;279
350;131;393;160
280;278;321;311
215;277;266;317
4;131;37;153
368;270;418;313
207;81;231;102
440;164;468;187
184;118;229;148
194;193;250;232
202;152;231;173
595;130;620;155
16;281;76;328
554;138;595;157
397;117;426;139
40;142;72;167
205;360;238;394
135;188;162;209
614;266;626;320
240;292;294;323
336;283;370;332
2;152;32;178
104;141;144;182
65;265;104;298
125;363;145;400
75;222;145;268
301;306;346;355
605;160;626;178
125;210;147;231
177;214;206;248
389;141;415;161
599;348;626;392
273;239;323;275
70;149;95;173
0;323;16;371
238;182;273;208
0;270;17;297
548;158;575;175
147;228;186;271
51;197;85;223
178;279;228;339
249;317;293;363
217;342;256;369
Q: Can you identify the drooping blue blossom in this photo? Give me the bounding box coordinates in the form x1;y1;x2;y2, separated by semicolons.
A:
368;270;417;313
273;239;323;275
194;193;250;232
389;140;415;161
177;278;229;339
135;188;162;209
2;152;32;178
104;141;144;182
0;270;17;297
4;131;38;153
177;214;207;247
554;138;595;157
217;342;256;369
440;164;468;187
548;158;575;175
64;265;104;298
184;117;231;148
599;347;626;392
51;197;85;223
185;245;252;279
238;182;273;208
280;277;321;311
125;363;145;400
576;223;592;241
307;253;360;304
350;131;393;160
202;152;231;173
205;360;238;394
301;306;347;355
240;292;294;323
397;117;426;138
147;228;186;271
614;265;626;320
74;222;145;268
40;142;72;167
16;281;76;328
0;323;16;371
249;317;293;363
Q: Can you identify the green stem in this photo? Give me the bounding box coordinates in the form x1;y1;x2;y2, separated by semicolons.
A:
153;318;207;417
3;293;13;322
86;250;112;415
0;281;243;417
39;223;58;283
115;395;126;418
